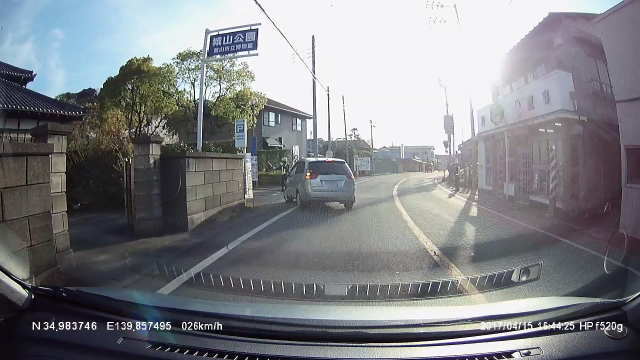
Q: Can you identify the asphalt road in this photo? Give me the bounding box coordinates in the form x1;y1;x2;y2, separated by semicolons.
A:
117;172;640;305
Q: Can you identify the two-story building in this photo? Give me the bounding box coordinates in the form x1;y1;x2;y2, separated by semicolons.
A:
591;0;640;240
476;13;620;215
251;98;311;160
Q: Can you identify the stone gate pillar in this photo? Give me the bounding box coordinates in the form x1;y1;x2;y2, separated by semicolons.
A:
31;123;73;268
132;135;163;237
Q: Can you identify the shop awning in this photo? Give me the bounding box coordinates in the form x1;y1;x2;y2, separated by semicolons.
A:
264;137;283;148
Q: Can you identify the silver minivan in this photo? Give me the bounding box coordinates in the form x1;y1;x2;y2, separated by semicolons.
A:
283;158;356;209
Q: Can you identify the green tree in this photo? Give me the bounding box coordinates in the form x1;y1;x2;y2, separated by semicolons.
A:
99;56;178;139
168;49;266;142
57;88;130;209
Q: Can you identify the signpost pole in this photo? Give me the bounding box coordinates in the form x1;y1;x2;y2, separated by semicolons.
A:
197;23;260;152
197;29;210;152
312;35;318;157
342;95;349;168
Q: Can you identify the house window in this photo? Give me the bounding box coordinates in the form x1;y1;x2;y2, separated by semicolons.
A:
292;117;303;131
527;95;535;110
626;148;640;185
263;111;279;127
542;89;550;104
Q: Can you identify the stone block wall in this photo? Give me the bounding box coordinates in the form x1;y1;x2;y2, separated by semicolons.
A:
160;152;244;232
0;141;56;283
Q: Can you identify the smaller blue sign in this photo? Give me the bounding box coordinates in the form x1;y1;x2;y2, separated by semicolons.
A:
208;28;259;57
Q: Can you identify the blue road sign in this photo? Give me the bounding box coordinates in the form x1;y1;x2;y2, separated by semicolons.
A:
208;28;259;57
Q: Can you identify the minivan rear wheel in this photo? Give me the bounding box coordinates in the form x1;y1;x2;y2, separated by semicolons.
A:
344;199;354;210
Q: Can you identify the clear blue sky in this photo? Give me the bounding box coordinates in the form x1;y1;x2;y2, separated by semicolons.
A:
0;0;621;152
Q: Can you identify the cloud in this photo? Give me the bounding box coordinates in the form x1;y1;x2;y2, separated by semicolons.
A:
0;0;45;73
0;0;65;96
45;28;66;96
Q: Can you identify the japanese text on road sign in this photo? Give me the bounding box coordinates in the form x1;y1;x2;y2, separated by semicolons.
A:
208;29;259;57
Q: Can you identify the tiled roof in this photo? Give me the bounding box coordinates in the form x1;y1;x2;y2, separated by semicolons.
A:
0;60;36;85
265;98;312;118
0;78;84;119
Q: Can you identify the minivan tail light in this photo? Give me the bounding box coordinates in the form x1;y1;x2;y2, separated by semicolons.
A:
305;171;318;180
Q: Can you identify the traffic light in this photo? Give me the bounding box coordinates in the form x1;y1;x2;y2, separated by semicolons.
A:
443;140;449;153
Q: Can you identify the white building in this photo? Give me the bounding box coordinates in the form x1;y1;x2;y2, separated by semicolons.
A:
592;0;640;239
476;13;620;214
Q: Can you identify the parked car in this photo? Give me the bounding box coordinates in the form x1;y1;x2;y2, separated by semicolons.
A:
283;158;356;209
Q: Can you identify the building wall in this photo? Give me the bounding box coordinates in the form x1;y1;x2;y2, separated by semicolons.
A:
477;139;488;190
592;0;640;238
258;109;307;157
376;146;434;161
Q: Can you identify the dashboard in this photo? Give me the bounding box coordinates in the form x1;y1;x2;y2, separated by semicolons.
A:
4;291;640;359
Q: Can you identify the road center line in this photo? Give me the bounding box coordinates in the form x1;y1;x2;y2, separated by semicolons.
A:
435;183;640;277
156;207;298;295
393;177;481;295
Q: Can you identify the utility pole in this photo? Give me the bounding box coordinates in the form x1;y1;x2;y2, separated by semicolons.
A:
327;86;332;156
342;95;349;167
440;81;453;160
369;120;375;175
311;35;318;157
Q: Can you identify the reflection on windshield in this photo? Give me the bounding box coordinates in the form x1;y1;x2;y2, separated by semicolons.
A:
0;0;639;319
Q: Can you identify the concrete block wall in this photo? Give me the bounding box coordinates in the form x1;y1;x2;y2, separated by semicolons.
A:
0;141;56;284
161;152;244;232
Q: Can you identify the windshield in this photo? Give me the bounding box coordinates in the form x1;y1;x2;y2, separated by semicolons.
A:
308;161;352;176
1;0;638;324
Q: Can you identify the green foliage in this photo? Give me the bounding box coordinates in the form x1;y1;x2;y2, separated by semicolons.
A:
161;141;239;155
57;88;130;210
99;56;178;139
213;88;266;128
58;50;265;209
167;49;266;142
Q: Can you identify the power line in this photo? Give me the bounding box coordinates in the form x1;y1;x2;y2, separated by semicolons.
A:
252;0;327;90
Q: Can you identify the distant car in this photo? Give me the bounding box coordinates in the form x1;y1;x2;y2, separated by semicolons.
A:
283;158;356;209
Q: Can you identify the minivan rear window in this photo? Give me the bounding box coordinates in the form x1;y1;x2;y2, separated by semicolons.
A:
308;161;352;176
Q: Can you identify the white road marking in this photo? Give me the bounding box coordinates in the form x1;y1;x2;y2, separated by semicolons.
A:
156;207;298;294
393;177;481;295
436;183;640;277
